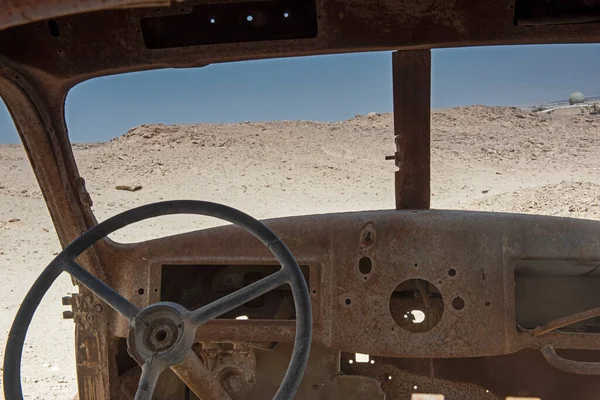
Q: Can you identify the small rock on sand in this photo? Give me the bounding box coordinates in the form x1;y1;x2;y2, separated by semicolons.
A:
115;185;142;192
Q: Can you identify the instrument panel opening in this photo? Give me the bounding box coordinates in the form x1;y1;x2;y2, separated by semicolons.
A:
161;264;310;320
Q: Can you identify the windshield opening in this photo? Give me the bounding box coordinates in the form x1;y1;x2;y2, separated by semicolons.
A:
60;45;600;244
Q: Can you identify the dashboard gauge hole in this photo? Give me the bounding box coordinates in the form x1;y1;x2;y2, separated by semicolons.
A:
390;279;443;332
359;256;372;274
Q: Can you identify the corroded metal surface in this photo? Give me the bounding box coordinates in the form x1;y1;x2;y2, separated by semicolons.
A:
94;210;600;358
343;348;600;399
0;0;171;31
2;0;600;86
2;1;600;398
533;305;600;336
170;350;232;399
0;56;116;399
541;346;600;375
32;205;600;398
392;50;431;210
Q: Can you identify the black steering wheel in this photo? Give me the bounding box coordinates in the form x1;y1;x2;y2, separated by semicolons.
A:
3;201;312;400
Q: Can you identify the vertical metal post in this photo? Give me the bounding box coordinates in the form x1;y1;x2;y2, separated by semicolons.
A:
392;50;431;210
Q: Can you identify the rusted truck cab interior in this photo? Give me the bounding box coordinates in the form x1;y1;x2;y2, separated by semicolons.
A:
3;0;600;399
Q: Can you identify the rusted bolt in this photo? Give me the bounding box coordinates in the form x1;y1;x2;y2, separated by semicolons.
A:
62;310;74;319
94;304;103;313
61;296;72;306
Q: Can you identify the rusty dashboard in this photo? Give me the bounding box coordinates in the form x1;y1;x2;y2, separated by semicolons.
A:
3;1;600;397
97;209;600;360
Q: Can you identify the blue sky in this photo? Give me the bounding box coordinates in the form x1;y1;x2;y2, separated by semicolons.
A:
0;44;599;144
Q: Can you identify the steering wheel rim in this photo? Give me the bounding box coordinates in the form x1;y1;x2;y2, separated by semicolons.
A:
3;200;312;400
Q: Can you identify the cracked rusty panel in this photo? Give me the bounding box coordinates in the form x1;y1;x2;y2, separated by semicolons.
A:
95;210;600;359
1;0;600;82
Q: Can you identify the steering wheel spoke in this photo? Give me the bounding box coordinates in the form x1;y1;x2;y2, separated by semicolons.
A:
62;258;139;319
190;269;289;326
134;360;167;400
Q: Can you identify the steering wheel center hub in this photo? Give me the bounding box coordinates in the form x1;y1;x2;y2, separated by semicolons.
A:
128;302;194;365
146;320;179;351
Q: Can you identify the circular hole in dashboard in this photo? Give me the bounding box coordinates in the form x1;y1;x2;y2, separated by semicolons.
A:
390;279;443;333
452;296;465;310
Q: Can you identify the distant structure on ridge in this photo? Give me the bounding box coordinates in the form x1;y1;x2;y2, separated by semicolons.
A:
569;92;586;105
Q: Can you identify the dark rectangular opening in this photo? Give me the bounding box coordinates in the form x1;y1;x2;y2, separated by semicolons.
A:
161;264;309;320
141;0;318;49
515;0;600;26
514;259;600;332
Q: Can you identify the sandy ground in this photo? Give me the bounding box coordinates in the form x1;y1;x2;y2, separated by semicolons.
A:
1;105;600;398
